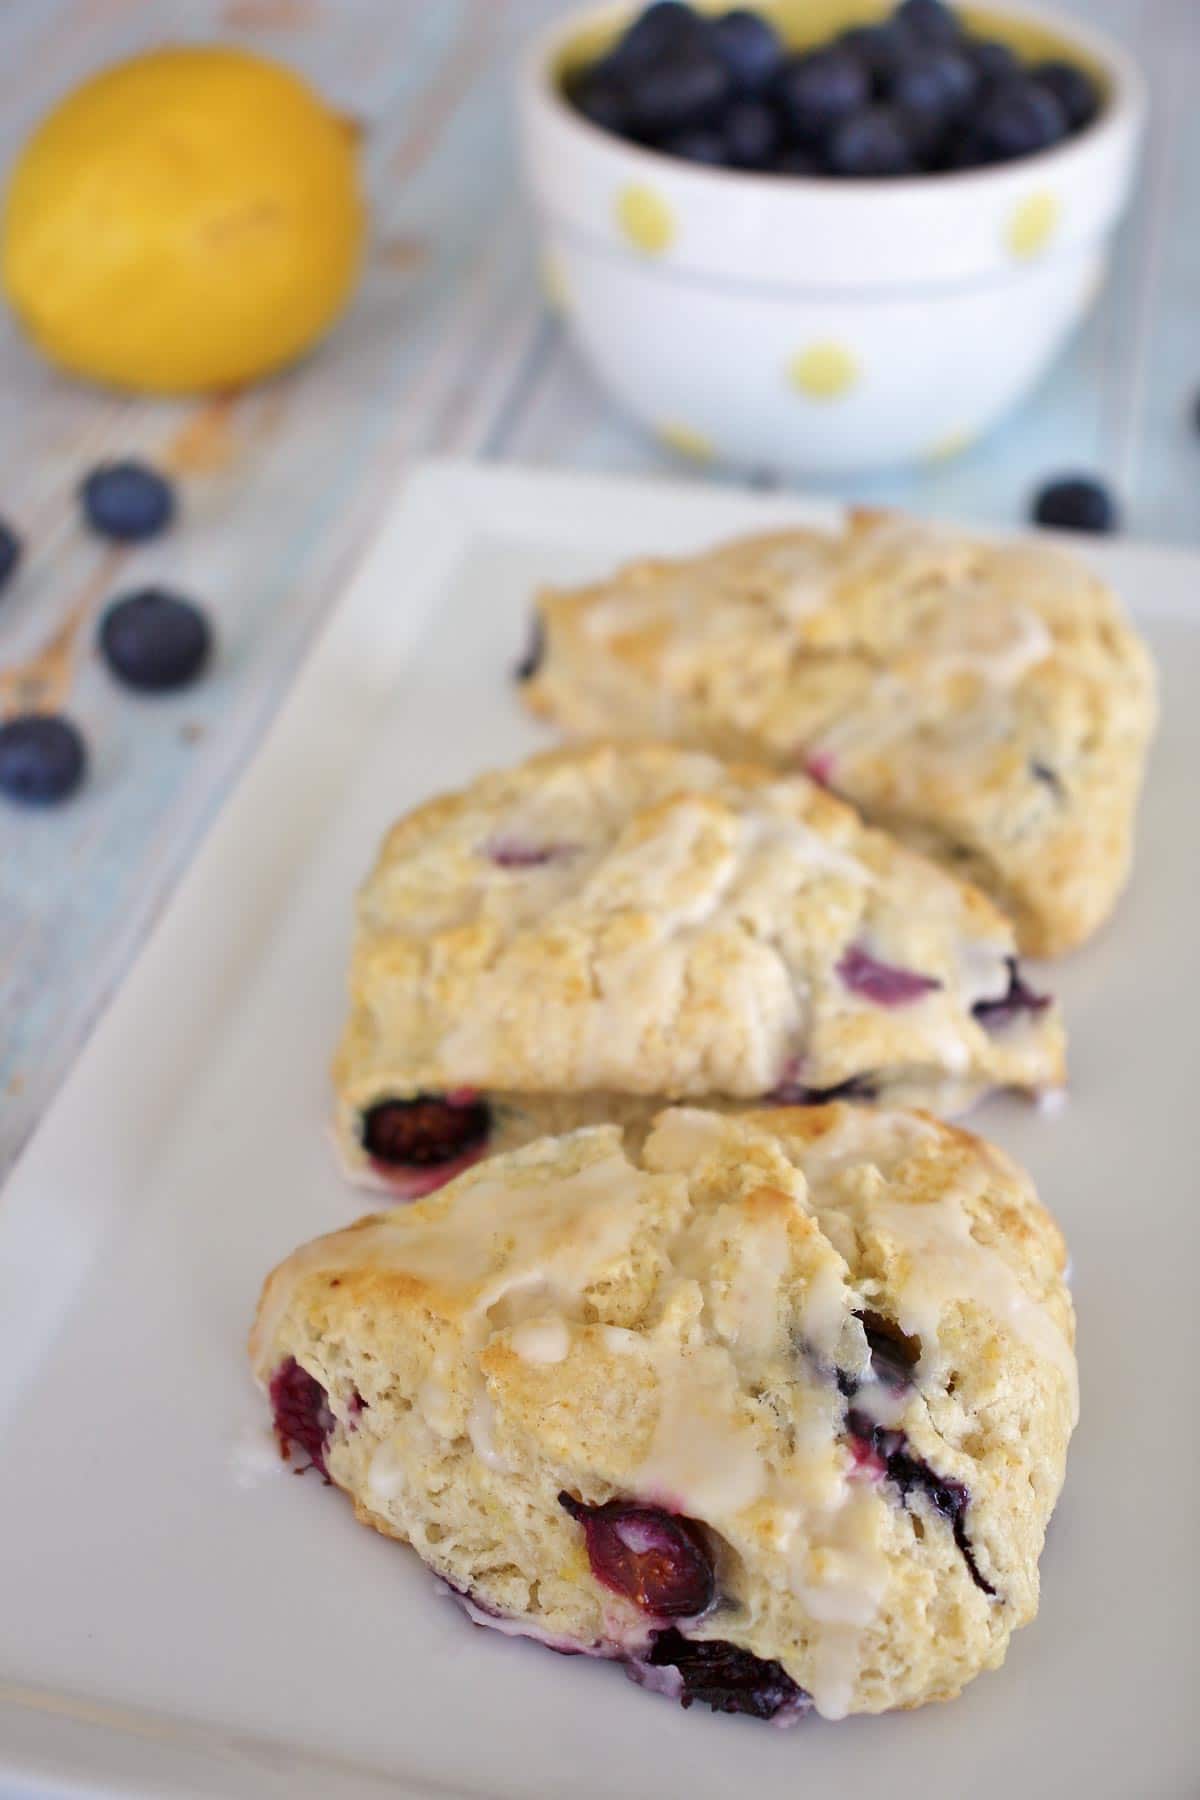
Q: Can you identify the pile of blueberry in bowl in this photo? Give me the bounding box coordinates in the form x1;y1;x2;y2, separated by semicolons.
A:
567;0;1103;177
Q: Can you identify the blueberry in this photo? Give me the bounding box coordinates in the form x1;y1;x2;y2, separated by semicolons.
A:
269;1357;334;1479
98;588;212;692
974;75;1069;161
513;616;544;683
645;1631;810;1720
857;1310;921;1388
626;40;729;137
772;144;823;175
559;1493;714;1618
895;0;962;46
966;37;1019;87
836;942;941;1001
887;46;977;122
837;21;908;85
844;1411;995;1595
80;460;175;542
360;1094;492;1169
661;125;726;164
722;96;778;167
0;713;87;807
610;1;705;74
972;956;1053;1030
776;47;870;143
826;106;918;177
1032;58;1100;132
0;519;21;593
711;9;783;93
570;68;632;136
1032;474;1118;534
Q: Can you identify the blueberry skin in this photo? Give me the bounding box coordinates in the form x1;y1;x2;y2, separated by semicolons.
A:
626;40;729;136
974;76;1069;161
888;46;977;122
827;106;918;177
99;588;213;692
1032;476;1119;535
776;48;870;144
570;67;631;136
722;96;778;167
772;144;823;176
967;37;1019;87
711;9;783;93
0;714;87;807
610;1;705;75
0;519;21;594
661;125;726;164
895;0;962;46
837;21;908;85
80;460;175;543
1032;59;1101;132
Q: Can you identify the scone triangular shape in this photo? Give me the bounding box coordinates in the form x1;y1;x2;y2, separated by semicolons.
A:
334;744;1064;1194
252;1105;1078;1723
520;512;1157;955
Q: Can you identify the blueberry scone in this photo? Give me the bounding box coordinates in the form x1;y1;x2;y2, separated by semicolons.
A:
251;1103;1078;1724
519;512;1157;956
333;743;1063;1196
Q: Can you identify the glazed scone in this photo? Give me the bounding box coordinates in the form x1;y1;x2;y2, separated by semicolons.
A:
333;743;1064;1195
251;1104;1078;1724
520;512;1157;956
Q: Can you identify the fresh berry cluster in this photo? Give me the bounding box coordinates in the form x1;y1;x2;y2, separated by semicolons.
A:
0;459;213;809
566;0;1101;178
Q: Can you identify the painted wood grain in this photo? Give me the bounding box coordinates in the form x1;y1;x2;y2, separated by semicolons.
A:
0;0;1196;1181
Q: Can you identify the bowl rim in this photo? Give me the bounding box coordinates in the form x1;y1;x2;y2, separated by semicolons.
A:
520;0;1146;198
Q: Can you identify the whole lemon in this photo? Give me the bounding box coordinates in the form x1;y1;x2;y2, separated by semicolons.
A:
2;47;365;393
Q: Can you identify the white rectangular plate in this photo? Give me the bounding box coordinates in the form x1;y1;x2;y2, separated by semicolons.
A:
1;461;1196;1800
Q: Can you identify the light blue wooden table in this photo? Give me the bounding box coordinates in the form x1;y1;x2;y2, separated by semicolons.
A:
0;0;1196;1181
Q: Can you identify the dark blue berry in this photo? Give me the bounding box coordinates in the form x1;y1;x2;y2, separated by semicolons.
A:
845;1410;995;1595
610;2;705;74
711;9;783;93
559;1493;714;1618
626;41;729;136
1032;474;1118;534
0;713;87;807
361;1095;492;1169
837;20;908;85
895;0;962;46
722;96;778;167
0;519;21;593
80;460;175;542
972;957;1053;1031
776;47;870;143
645;1631;809;1720
570;68;631;136
826;105;917;176
1032;59;1100;132
772;144;823;175
661;125;726;164
888;46;977;121
966;37;1019;87
98;588;212;692
974;76;1068;161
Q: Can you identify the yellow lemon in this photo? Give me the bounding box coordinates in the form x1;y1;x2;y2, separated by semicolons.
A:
2;47;365;393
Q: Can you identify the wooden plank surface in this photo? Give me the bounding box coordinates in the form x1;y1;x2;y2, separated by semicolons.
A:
1;0;1196;1179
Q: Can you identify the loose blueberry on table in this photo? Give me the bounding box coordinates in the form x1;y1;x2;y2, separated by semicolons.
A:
0;713;88;807
80;459;176;542
0;517;22;593
360;1093;493;1171
1031;474;1119;535
565;0;1101;178
98;587;213;692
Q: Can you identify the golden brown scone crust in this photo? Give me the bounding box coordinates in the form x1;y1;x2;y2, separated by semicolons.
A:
334;744;1065;1187
252;1104;1077;1722
522;512;1157;956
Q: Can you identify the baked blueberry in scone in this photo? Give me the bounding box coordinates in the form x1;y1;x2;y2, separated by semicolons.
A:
332;744;1064;1195
250;1104;1078;1723
520;511;1157;956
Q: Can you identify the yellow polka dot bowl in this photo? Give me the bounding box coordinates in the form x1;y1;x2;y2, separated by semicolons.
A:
518;1;1144;475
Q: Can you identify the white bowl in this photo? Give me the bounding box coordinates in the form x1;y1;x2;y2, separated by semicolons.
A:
518;1;1145;475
